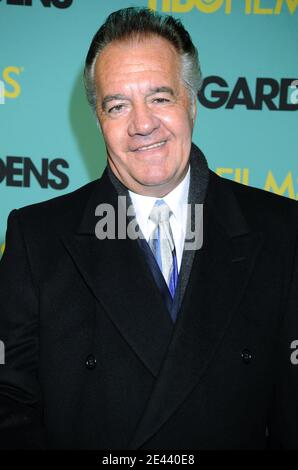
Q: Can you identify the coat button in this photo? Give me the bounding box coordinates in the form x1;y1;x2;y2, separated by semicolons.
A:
241;349;253;364
85;354;96;370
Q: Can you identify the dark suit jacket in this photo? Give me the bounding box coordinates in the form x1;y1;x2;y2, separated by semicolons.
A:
0;144;298;449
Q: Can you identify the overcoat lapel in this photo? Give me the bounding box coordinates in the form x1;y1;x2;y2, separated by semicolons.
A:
61;169;174;378
128;171;264;449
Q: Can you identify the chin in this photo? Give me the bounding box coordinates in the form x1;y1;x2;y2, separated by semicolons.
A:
138;170;173;185
138;175;170;187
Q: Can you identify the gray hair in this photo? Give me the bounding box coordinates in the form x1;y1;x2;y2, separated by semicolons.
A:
84;7;203;118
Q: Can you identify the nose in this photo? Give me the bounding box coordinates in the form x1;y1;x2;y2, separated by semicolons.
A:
128;102;160;136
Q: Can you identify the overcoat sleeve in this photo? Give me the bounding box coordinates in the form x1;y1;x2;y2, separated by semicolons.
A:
0;209;46;449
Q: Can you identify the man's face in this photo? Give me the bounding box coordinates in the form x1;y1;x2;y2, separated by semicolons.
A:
94;35;196;197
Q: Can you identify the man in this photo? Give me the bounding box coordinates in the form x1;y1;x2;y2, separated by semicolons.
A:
0;7;298;449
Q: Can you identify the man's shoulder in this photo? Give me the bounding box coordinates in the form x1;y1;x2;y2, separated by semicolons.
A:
208;170;298;229
15;177;102;232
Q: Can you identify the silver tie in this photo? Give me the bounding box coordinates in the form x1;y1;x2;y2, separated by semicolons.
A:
148;199;175;288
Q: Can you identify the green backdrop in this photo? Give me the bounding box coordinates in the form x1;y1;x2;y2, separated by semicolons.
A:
0;0;297;254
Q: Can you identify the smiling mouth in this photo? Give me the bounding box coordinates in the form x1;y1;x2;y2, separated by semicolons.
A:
133;140;167;152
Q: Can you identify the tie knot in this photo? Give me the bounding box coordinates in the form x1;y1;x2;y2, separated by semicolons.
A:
149;199;172;225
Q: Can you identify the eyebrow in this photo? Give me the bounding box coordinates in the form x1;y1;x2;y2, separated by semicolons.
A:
101;86;175;110
148;86;175;96
101;94;127;110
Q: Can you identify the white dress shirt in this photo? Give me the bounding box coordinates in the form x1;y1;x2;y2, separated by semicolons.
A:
128;165;190;272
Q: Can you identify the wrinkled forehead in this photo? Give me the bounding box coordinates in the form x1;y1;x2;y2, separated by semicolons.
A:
95;36;181;97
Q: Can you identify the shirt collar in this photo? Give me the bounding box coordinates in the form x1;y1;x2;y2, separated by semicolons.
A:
128;164;190;230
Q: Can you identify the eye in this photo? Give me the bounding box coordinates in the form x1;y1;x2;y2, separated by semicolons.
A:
108;104;125;114
153;97;170;104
